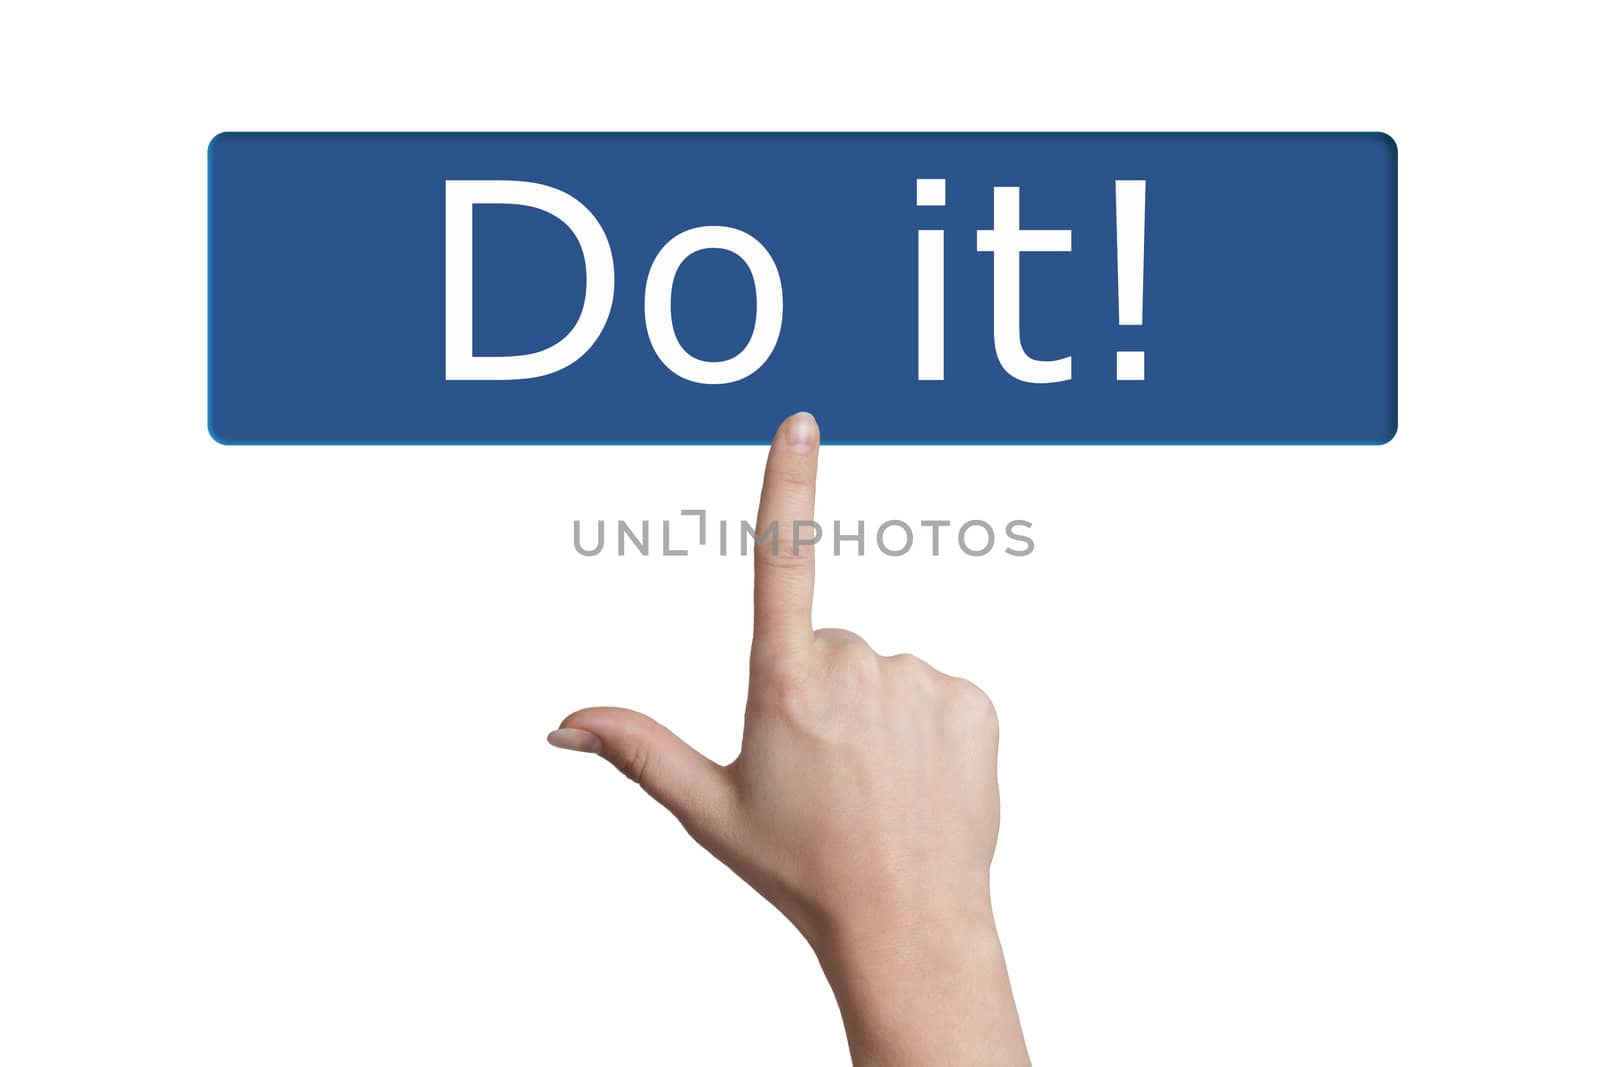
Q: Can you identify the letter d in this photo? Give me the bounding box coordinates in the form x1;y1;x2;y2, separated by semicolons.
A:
444;180;614;380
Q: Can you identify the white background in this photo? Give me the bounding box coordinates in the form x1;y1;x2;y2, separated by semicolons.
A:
2;3;1596;1064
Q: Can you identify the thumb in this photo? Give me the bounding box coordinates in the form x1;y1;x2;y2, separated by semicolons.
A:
550;706;734;841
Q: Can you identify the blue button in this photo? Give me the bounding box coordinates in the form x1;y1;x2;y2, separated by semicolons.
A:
208;133;1396;444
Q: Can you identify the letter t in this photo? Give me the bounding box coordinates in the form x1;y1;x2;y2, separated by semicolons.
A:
976;187;1072;383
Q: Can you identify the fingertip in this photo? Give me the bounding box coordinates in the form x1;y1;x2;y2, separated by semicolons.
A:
547;727;603;754
781;411;819;453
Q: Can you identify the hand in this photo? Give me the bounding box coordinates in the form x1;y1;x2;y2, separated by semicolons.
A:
550;412;1029;1066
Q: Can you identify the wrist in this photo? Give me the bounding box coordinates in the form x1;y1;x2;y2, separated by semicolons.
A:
808;904;1028;1067
810;900;1000;979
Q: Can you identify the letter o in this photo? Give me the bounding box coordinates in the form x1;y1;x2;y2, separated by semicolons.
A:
958;520;996;556
644;226;783;385
876;520;914;557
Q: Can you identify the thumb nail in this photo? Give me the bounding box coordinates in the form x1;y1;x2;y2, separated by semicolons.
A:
547;728;603;754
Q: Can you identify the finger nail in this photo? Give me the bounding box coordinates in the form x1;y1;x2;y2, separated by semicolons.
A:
784;411;819;453
547;728;603;754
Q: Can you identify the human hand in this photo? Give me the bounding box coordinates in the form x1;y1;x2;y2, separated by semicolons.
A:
550;413;1028;1066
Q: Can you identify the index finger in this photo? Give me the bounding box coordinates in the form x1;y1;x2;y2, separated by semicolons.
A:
751;412;820;659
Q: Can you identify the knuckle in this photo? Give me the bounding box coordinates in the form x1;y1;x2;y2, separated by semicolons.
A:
762;660;813;710
885;653;942;695
826;640;879;686
616;742;651;785
950;677;998;722
886;652;931;674
756;542;811;567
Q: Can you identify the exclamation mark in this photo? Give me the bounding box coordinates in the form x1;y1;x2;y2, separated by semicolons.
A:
1116;179;1146;381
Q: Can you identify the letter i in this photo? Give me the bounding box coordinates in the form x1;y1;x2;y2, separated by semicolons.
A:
916;178;946;380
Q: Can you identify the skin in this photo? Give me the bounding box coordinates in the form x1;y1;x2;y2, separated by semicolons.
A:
549;412;1030;1066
